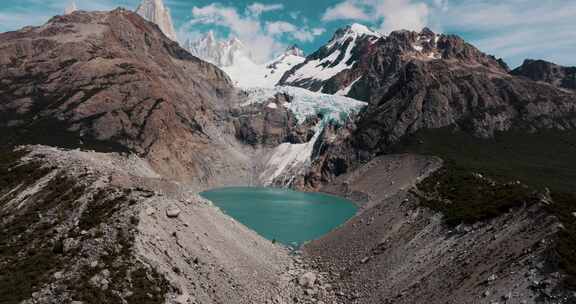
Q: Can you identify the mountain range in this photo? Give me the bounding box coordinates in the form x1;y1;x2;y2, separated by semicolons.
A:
185;31;307;88
1;1;576;304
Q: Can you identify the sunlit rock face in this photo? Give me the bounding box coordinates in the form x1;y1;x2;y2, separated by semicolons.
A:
135;0;177;41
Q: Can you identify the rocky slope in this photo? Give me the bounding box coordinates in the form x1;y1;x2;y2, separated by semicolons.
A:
0;8;253;188
512;59;576;91
0;145;339;304
304;155;571;304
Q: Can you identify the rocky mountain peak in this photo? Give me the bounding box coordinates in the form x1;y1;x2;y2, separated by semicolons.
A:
285;44;305;57
186;33;252;67
135;0;177;41
328;23;382;47
64;0;77;15
0;8;235;183
511;59;576;90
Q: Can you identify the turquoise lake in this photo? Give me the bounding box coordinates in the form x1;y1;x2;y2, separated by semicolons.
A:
200;187;358;247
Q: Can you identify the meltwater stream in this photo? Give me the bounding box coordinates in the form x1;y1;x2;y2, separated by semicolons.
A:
200;187;357;247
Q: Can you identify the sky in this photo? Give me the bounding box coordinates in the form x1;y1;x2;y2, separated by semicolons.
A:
0;0;575;67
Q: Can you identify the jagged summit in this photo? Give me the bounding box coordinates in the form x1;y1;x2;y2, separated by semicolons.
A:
64;0;77;15
135;0;177;41
285;45;305;57
279;25;510;99
186;32;252;67
328;23;382;47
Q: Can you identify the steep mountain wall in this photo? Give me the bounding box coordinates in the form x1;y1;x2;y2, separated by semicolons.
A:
0;9;251;188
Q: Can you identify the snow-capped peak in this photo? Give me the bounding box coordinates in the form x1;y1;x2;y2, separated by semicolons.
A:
186;32;252;67
349;23;380;37
64;0;77;15
328;23;382;48
135;0;177;41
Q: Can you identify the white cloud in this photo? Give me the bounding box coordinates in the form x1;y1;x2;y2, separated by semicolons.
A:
247;2;284;16
321;0;429;33
312;28;326;36
375;0;429;33
322;1;371;21
265;21;325;43
185;3;326;60
266;21;297;35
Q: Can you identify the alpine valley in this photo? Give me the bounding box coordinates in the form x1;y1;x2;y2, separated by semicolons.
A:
1;1;576;304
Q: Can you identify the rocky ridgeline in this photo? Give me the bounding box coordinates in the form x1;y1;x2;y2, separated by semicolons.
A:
293;28;576;189
512;59;576;91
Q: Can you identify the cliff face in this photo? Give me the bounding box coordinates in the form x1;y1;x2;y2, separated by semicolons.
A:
512;59;576;91
0;9;250;187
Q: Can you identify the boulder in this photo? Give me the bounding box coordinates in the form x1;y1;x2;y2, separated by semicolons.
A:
166;206;181;218
146;207;156;216
298;272;317;288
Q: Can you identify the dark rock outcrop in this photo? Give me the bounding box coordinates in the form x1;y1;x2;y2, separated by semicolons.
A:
230;93;317;147
512;59;576;90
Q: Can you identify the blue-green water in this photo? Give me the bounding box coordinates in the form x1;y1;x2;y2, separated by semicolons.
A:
200;187;357;247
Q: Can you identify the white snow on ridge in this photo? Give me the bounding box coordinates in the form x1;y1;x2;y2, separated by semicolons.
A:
284;23;381;86
335;77;361;96
327;23;382;48
285;49;351;83
260;127;321;186
223;53;305;88
242;86;367;125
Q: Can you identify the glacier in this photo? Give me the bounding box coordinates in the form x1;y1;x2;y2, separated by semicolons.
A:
242;86;366;125
242;86;367;186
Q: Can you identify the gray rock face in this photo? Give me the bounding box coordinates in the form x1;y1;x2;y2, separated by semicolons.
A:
231;93;317;147
512;59;576;91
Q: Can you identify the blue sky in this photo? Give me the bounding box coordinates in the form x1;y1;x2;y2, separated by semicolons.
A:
1;0;575;67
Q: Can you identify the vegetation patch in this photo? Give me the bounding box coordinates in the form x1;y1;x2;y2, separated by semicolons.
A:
78;190;127;231
0;149;86;304
392;127;576;288
548;192;576;288
416;165;539;226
